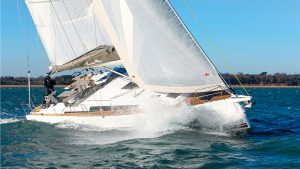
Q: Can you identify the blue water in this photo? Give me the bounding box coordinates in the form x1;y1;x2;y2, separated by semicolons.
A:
1;87;300;168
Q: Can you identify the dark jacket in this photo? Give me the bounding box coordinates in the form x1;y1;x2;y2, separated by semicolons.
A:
44;76;56;95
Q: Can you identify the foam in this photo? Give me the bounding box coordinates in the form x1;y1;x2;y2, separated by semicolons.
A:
0;118;22;124
134;97;247;134
58;97;248;145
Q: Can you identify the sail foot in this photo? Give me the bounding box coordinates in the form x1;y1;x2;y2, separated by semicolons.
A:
50;45;120;73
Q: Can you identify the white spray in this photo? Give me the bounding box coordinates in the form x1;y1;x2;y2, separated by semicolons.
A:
56;96;248;144
133;96;247;132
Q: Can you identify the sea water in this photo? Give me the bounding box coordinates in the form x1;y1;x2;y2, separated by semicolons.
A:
1;87;300;168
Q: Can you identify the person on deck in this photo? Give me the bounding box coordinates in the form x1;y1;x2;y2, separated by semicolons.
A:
43;75;56;105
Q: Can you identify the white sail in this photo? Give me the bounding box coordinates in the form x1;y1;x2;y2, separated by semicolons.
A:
25;0;114;70
92;0;226;93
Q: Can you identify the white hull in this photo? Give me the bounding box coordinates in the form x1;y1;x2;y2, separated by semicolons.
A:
26;113;144;128
26;75;252;130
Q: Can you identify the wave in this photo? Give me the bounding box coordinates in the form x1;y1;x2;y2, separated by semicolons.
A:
0;118;22;124
55;121;115;132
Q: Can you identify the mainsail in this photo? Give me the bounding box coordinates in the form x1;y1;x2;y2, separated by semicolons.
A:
26;0;120;72
92;0;227;93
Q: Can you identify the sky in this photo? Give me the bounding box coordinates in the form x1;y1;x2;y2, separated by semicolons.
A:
1;0;299;77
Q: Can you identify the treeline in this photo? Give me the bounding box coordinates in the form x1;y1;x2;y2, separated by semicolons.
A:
1;73;300;86
0;75;73;85
223;73;300;86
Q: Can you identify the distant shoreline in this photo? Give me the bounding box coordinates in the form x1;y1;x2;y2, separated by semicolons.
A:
1;84;299;88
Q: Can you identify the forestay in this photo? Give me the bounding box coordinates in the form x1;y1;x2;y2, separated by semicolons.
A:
93;0;227;93
26;0;116;71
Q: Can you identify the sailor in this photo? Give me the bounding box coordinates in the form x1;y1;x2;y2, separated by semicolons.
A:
43;75;56;106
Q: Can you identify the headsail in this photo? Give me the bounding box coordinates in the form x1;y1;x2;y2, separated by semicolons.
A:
92;0;227;93
26;0;120;72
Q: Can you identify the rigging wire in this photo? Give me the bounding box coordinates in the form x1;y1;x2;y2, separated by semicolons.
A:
91;0;102;107
61;0;94;64
49;0;78;70
181;0;250;96
27;25;31;109
49;4;57;66
92;0;98;46
50;5;77;75
49;0;76;75
62;0;88;51
16;0;30;52
16;0;50;67
61;0;101;104
16;0;31;109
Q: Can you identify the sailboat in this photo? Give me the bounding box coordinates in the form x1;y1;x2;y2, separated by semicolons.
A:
25;0;252;132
